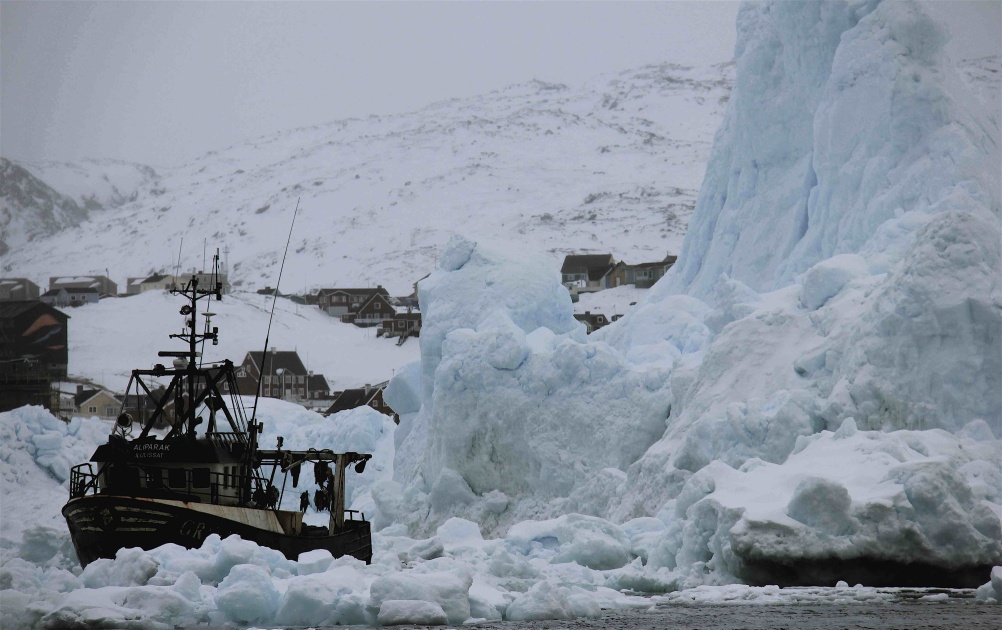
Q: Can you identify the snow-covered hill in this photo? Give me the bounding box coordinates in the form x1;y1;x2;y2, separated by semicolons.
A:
65;290;419;394
0;158;161;260
2;62;732;294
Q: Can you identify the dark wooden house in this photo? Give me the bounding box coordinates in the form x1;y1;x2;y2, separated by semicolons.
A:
560;254;617;293
230;349;329;404
574;311;610;334
0;301;69;412
341;293;397;327
317;286;389;316
324;382;397;422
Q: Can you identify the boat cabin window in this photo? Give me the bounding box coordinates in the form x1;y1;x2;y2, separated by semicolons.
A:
168;468;187;488
108;464;140;492
146;469;163;488
191;468;210;489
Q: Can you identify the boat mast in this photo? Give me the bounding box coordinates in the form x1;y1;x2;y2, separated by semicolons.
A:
168;252;223;436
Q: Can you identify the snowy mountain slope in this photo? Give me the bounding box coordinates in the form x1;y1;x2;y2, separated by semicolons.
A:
0;158;161;261
2;62;732;293
14;158;162;213
0;159;87;258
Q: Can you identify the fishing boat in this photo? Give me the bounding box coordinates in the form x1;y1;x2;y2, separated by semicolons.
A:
62;253;372;567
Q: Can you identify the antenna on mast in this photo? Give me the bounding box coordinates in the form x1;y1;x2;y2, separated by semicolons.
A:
174;236;185;281
251;198;300;423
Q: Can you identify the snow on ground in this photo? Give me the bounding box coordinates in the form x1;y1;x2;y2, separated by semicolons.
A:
66;289;419;394
573;285;647;319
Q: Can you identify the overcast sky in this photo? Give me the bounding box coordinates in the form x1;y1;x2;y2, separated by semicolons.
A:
2;1;998;169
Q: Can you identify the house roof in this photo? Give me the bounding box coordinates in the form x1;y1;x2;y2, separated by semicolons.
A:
0;300;69;321
247;350;308;375
325;389;376;414
52;276;107;284
356;293;394;312
308;374;330;391
317;287;389;297
142;273;170;283
631;260;671;270
324;381;388;415
75;388;120;408
0;278;38;288
561;254;616;280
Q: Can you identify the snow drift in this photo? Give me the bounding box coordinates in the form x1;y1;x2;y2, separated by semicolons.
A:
385;0;1001;586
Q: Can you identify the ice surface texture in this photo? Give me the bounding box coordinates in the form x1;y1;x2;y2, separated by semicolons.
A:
386;0;1001;584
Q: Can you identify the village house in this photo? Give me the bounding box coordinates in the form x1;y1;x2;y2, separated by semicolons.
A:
126;273;178;295
229;348;330;404
341;292;397;327
307;374;332;401
323;382;397;422
40;287;100;307
0;278;41;301
316;286;390;316
560;254;617;296
574;311;610;334
49;275;118;296
74;386;121;420
378;311;422;340
607;254;678;289
0;300;69;412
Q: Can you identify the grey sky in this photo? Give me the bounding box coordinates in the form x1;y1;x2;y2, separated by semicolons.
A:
2;1;998;169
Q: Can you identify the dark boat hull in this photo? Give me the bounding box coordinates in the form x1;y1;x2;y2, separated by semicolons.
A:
63;495;371;567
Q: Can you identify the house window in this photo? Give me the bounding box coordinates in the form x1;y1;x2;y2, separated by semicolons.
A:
297;376;305;384
105;406;117;416
88;406;97;414
297;388;304;397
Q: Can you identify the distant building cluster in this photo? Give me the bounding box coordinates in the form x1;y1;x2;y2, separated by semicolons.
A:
0;249;675;417
560;252;677;296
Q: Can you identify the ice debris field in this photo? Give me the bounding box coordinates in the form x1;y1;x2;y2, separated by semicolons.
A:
3;404;1000;629
3;0;1002;627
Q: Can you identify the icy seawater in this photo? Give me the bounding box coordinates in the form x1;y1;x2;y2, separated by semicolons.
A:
468;597;997;630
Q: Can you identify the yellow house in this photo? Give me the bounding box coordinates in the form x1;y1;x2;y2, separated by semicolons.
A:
73;387;121;420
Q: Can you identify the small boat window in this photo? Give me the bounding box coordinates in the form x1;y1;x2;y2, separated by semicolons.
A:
168;468;187;488
146;469;163;488
191;468;210;489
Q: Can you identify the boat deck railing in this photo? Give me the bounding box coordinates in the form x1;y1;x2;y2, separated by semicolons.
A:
69;461;253;506
68;462;366;524
69;463;100;499
208;431;248;448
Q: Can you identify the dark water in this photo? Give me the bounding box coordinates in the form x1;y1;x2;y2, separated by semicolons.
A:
456;597;998;630
251;591;1000;630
